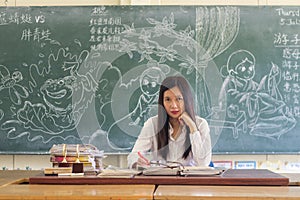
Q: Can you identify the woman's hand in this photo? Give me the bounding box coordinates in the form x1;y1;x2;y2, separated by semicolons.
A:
178;112;198;133
132;151;150;169
137;157;150;166
132;157;150;169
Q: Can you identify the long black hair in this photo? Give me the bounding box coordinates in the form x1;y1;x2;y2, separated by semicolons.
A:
156;76;196;160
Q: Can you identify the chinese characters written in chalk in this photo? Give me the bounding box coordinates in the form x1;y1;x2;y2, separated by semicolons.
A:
21;28;51;42
274;8;300;118
0;11;45;25
89;6;124;52
0;11;49;43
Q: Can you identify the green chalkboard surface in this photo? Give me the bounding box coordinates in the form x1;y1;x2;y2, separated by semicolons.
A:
0;6;299;154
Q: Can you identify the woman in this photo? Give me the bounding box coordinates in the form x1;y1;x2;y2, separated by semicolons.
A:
127;76;212;168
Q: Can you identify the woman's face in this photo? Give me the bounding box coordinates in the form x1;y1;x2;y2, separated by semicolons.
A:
163;86;185;120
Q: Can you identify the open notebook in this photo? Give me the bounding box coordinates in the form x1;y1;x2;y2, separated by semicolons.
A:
97;165;225;177
142;166;180;176
97;166;142;177
142;166;225;176
180;166;225;176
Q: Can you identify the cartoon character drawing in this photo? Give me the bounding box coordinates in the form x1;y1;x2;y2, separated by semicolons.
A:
0;65;29;105
15;75;76;135
130;66;166;126
106;62;169;149
218;49;296;139
2;48;99;142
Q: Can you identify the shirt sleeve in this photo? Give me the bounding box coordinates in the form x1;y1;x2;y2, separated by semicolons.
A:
190;118;212;167
127;118;155;168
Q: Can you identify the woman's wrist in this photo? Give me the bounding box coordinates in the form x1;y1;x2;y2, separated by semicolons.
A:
189;125;198;134
187;120;197;133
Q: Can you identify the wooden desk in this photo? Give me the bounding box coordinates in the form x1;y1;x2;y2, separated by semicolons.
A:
0;170;42;187
0;170;298;200
29;169;289;186
281;173;300;186
0;184;155;200
154;185;300;200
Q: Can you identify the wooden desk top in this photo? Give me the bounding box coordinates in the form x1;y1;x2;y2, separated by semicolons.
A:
29;169;289;186
0;184;155;200
281;173;300;186
0;170;297;200
0;170;42;186
154;185;300;200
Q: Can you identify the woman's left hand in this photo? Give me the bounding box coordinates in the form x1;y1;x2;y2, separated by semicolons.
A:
179;112;197;133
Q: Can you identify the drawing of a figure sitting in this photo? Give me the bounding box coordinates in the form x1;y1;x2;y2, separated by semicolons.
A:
218;49;296;139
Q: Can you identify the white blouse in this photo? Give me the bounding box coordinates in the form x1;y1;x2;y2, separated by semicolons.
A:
127;115;212;168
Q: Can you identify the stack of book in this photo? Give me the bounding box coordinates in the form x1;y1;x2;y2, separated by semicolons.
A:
46;144;104;175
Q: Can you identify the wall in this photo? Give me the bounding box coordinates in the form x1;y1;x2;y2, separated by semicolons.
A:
1;0;300;6
0;0;299;171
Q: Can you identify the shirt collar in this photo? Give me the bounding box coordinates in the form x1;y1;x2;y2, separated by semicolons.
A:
168;123;187;140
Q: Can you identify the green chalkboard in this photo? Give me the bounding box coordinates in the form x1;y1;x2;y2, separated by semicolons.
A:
0;6;299;154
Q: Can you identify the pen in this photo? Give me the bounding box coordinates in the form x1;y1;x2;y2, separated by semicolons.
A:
138;151;150;165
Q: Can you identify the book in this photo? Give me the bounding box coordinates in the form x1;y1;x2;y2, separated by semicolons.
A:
52;162;96;172
180;167;225;176
142;166;180;176
44;167;73;175
48;144;105;173
58;173;84;177
142;166;225;176
97;166;142;177
50;155;94;163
